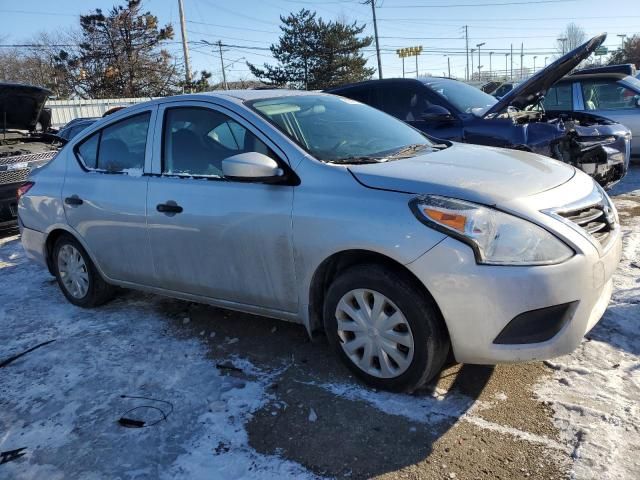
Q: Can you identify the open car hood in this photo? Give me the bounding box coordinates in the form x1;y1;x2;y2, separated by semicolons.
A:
484;33;606;117
0;83;52;131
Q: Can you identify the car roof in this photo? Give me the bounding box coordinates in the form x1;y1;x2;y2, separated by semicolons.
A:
196;89;326;102
556;72;629;82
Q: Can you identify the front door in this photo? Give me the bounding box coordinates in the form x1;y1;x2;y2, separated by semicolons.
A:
62;109;156;285
145;102;297;313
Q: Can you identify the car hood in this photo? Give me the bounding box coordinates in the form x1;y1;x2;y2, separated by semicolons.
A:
348;143;575;205
484;33;606;117
0;83;52;131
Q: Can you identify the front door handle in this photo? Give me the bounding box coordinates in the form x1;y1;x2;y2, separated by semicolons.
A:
64;196;83;206
156;202;183;214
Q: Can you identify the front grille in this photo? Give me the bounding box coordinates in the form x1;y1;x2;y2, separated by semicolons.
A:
0;150;57;167
554;187;617;249
0;150;57;186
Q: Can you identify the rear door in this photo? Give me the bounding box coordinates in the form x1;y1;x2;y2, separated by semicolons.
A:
578;78;640;153
145;100;297;313
62;108;156;285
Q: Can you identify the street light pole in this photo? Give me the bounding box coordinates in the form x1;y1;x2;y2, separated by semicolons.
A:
489;51;493;78
505;53;509;79
617;34;627;50
476;42;485;80
558;37;567;55
470;48;475;79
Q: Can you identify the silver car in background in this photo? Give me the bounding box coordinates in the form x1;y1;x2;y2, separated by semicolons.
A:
18;91;622;392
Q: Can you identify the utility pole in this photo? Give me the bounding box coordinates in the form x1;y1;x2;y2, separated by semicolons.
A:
444;55;451;78
465;25;469;81
415;54;419;78
520;43;524;79
177;0;192;88
367;1;383;79
533;55;537;72
217;41;228;90
489;51;493;78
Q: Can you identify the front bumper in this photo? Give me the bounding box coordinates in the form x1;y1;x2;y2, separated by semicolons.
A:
407;230;622;364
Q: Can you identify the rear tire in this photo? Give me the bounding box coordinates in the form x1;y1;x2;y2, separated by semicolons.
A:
324;263;449;393
52;234;115;307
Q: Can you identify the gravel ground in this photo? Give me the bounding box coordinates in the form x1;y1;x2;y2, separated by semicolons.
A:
0;167;638;479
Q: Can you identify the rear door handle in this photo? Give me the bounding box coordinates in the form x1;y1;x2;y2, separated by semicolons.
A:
156;202;183;214
64;196;83;206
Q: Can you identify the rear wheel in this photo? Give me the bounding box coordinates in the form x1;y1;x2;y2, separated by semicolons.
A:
53;235;115;307
324;264;449;392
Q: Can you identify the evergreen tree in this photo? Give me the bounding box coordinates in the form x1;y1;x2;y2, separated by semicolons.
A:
248;9;374;90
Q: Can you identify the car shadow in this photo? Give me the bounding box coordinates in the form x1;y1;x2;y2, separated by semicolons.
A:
175;301;495;479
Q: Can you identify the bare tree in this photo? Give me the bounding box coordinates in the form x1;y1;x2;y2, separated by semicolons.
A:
556;23;586;55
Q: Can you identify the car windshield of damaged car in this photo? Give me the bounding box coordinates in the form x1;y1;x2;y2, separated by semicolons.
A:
423;78;498;116
248;95;440;164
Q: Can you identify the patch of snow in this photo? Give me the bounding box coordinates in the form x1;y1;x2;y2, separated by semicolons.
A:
308;408;318;422
121;167;144;177
0;235;317;479
535;167;640;480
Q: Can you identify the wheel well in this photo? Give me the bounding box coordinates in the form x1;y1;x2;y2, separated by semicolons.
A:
44;229;71;275
308;249;446;338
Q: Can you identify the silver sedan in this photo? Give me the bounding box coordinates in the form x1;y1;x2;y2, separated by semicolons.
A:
18;90;621;392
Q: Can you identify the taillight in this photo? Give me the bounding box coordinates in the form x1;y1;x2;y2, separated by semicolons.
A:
17;181;35;200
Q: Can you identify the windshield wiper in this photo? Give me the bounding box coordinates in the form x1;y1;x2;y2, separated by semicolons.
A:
326;156;387;165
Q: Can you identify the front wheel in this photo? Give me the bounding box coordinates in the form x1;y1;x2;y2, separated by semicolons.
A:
52;234;115;307
324;264;450;393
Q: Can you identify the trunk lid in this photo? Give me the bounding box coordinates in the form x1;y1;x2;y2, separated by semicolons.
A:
0;83;52;132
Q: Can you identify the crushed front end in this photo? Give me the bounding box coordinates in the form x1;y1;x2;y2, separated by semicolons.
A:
547;111;630;189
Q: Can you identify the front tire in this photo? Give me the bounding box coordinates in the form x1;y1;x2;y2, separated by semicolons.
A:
52;234;115;307
324;264;449;393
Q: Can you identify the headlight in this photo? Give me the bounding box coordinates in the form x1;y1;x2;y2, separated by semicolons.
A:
410;195;573;265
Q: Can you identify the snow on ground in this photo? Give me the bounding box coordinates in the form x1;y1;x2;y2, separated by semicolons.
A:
0;237;316;480
534;168;640;480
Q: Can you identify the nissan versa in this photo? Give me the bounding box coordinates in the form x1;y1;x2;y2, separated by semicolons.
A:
18;90;622;392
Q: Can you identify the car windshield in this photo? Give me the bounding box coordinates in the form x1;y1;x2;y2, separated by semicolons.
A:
248;94;436;163
423;78;498;116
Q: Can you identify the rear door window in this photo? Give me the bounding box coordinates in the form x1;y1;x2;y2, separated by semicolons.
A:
543;84;573;110
379;84;431;121
75;112;151;173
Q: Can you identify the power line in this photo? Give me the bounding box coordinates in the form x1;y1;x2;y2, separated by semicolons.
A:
379;0;579;7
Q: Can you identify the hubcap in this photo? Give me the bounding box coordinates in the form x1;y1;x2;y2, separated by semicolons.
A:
335;289;414;379
57;244;89;299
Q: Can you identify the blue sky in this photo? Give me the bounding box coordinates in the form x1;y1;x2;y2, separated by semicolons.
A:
1;0;638;82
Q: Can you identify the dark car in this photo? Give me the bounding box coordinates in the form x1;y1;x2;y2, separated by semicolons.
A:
56;117;99;141
327;34;631;188
0;83;62;227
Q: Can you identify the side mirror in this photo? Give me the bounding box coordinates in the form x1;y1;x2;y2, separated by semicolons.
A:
420;105;454;122
222;152;284;183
